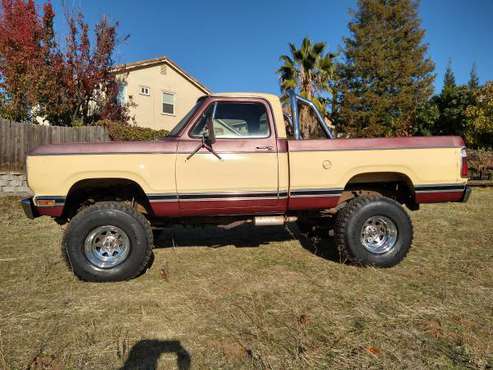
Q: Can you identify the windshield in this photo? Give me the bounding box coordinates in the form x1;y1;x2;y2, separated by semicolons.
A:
167;97;206;137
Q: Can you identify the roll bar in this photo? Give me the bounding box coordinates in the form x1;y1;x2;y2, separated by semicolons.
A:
287;89;334;140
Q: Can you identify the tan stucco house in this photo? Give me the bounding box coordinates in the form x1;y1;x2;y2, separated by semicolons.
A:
114;57;210;130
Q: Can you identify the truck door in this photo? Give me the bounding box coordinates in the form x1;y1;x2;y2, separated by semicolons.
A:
176;98;284;215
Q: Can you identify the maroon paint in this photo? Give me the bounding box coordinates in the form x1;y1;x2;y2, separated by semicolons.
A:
37;206;64;217
277;138;288;153
288;136;464;152
30;138;179;156
151;198;288;217
415;191;464;203
148;202;180;217
32;135;464;156
38;190;465;219
288;196;339;211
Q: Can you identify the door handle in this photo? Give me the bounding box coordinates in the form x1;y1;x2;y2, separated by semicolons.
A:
256;145;273;151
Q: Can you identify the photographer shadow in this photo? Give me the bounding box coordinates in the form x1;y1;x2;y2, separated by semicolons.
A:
119;339;190;370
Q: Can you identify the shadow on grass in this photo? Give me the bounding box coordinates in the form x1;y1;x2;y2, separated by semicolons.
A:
119;339;190;370
153;224;292;249
295;228;343;263
152;224;343;263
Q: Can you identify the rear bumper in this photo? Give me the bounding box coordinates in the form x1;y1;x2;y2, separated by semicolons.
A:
21;197;39;219
461;186;472;203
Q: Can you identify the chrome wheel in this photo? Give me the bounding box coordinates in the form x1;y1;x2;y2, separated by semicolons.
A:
360;216;398;255
84;225;130;269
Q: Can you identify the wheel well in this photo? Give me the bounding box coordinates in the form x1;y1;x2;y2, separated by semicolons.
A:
62;178;152;221
341;172;417;209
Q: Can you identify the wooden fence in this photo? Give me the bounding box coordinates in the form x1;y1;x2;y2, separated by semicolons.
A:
0;119;110;171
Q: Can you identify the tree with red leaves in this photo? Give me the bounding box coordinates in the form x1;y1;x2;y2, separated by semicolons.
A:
0;0;42;121
0;0;129;125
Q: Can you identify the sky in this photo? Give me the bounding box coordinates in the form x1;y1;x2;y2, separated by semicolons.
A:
44;0;493;94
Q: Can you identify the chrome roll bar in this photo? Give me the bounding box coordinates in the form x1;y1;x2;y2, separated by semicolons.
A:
287;90;334;140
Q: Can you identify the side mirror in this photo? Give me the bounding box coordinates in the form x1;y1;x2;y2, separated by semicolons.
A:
205;115;216;145
187;110;222;161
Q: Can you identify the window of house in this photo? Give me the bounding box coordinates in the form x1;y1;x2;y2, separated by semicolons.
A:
190;102;270;138
139;86;150;96
162;92;175;115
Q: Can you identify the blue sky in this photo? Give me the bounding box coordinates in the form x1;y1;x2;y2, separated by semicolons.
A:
46;0;492;94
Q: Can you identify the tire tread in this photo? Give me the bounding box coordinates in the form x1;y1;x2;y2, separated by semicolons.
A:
62;201;153;282
334;195;413;266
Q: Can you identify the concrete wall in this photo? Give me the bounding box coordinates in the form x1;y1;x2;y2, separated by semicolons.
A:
0;172;31;194
116;62;207;131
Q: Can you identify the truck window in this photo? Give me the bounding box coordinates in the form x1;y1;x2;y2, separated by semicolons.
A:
190;102;270;139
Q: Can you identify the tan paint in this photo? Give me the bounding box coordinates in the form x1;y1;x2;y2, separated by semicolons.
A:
116;60;208;131
28;146;465;204
278;152;290;194
27;154;176;200
288;147;466;192
175;152;278;195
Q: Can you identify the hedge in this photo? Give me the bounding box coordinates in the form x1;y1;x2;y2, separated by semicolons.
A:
468;149;493;180
97;120;169;141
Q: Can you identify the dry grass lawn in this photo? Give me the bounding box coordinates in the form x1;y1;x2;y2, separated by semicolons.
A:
0;190;492;369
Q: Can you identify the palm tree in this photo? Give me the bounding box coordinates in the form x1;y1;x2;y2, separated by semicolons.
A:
277;38;336;138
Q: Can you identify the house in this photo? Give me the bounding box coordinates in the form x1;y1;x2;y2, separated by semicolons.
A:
113;57;211;130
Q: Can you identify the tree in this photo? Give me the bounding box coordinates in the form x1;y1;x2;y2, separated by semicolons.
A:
31;2;72;125
277;37;336;138
468;63;480;91
414;100;439;136
336;0;435;137
433;85;472;137
465;82;493;149
63;13;127;125
443;59;456;94
0;0;129;125
0;0;43;121
431;63;473;137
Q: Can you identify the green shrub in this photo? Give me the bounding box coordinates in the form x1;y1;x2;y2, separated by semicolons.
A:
97;120;169;141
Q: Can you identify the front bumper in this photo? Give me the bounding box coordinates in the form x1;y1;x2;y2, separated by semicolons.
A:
461;186;472;203
21;197;39;219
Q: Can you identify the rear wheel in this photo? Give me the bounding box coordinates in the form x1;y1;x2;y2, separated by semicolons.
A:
62;202;153;282
334;195;413;267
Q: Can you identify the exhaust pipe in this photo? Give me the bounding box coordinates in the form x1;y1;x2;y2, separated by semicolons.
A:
253;215;297;226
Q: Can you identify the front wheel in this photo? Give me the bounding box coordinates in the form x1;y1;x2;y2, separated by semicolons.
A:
62;202;153;282
334;196;413;267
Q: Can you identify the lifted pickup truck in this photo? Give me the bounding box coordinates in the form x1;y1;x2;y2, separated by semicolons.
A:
22;91;471;281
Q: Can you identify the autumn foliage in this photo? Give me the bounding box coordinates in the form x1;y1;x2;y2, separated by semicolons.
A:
0;0;129;125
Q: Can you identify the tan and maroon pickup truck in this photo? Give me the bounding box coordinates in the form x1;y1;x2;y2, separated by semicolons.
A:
21;91;471;281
